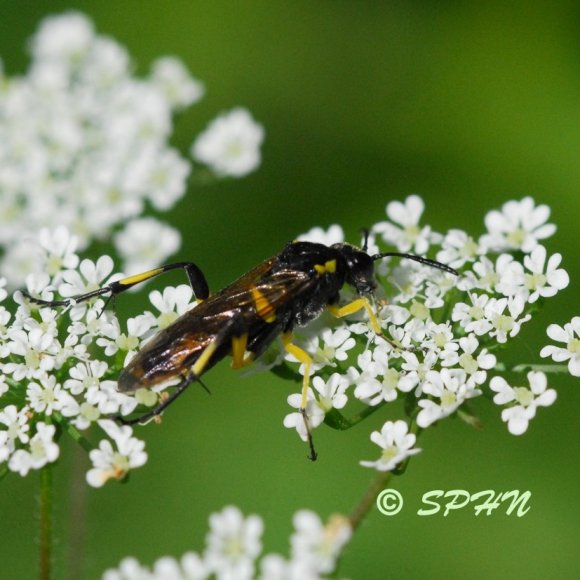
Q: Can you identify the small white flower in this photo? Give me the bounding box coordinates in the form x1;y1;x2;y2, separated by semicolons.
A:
290;511;351;575
311;373;349;412
373;195;435;254
38;226;79;278
26;375;76;416
259;553;313;580
297;224;345;246
63;360;110;395
478;254;524;296
150;56;205;109
360;420;421;471
540;317;580;377
400;349;439;395
31;12;94;63
8;422;59;476
204;506;263;580
451;293;493;336
521;245;569;303
192;108;264;177
483;296;530;343
0;405;31;450
489;372;557;435
312;327;356;370
102;557;151;580
481;197;556;253
113;218;181;274
417;369;481;428
352;348;413;405
59;256;116;318
4;327;58;380
436;229;482;269
441;334;496;386
86;420;147;487
97;315;153;357
142;149;191;212
148;284;196;329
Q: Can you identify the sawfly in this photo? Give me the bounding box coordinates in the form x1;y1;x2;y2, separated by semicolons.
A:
25;236;457;459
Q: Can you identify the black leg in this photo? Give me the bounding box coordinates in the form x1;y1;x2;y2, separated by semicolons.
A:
23;260;211;309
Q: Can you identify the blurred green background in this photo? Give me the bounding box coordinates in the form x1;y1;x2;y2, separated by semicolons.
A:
1;1;579;578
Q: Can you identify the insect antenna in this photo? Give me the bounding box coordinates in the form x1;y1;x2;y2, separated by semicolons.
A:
372;252;458;276
360;228;371;252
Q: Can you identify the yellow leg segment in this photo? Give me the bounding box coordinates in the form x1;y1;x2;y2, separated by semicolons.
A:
118;267;164;287
191;341;218;377
282;332;312;408
328;297;381;334
231;334;254;369
282;332;317;461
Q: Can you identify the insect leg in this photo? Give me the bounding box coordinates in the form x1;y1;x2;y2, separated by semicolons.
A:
118;313;246;425
118;375;195;425
328;297;381;333
117;340;220;426
282;332;317;461
228;314;255;369
23;261;210;310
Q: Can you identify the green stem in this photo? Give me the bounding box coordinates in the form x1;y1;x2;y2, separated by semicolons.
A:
324;403;384;431
349;470;393;531
494;363;568;374
58;416;94;453
39;466;53;580
348;418;420;531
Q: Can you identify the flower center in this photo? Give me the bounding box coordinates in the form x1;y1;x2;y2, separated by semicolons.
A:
112;453;130;479
459;237;478;259
524;273;547;291
382;368;400;393
440;389;457;408
514;386;534;407
468;305;484;320
492;314;514;333
25;349;41;369
381;445;399;462
506;228;526;248
157;311;178;329
566;338;580;354
459;353;478;374
410;300;429;321
404;224;420;243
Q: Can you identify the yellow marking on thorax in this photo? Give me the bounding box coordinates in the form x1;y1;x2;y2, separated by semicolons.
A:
119;267;164;287
314;259;337;275
251;286;277;323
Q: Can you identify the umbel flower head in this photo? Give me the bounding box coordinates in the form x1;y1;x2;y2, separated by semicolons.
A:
0;196;573;488
275;194;570;453
102;505;352;580
0;11;263;287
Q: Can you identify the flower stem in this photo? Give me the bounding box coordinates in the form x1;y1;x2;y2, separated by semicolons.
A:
39;465;53;580
348;419;419;531
494;362;568;374
348;470;393;531
324;404;384;431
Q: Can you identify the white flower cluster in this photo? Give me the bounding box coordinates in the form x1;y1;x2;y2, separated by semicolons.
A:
0;227;198;484
276;195;571;464
0;196;573;485
0;12;264;287
102;505;351;580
